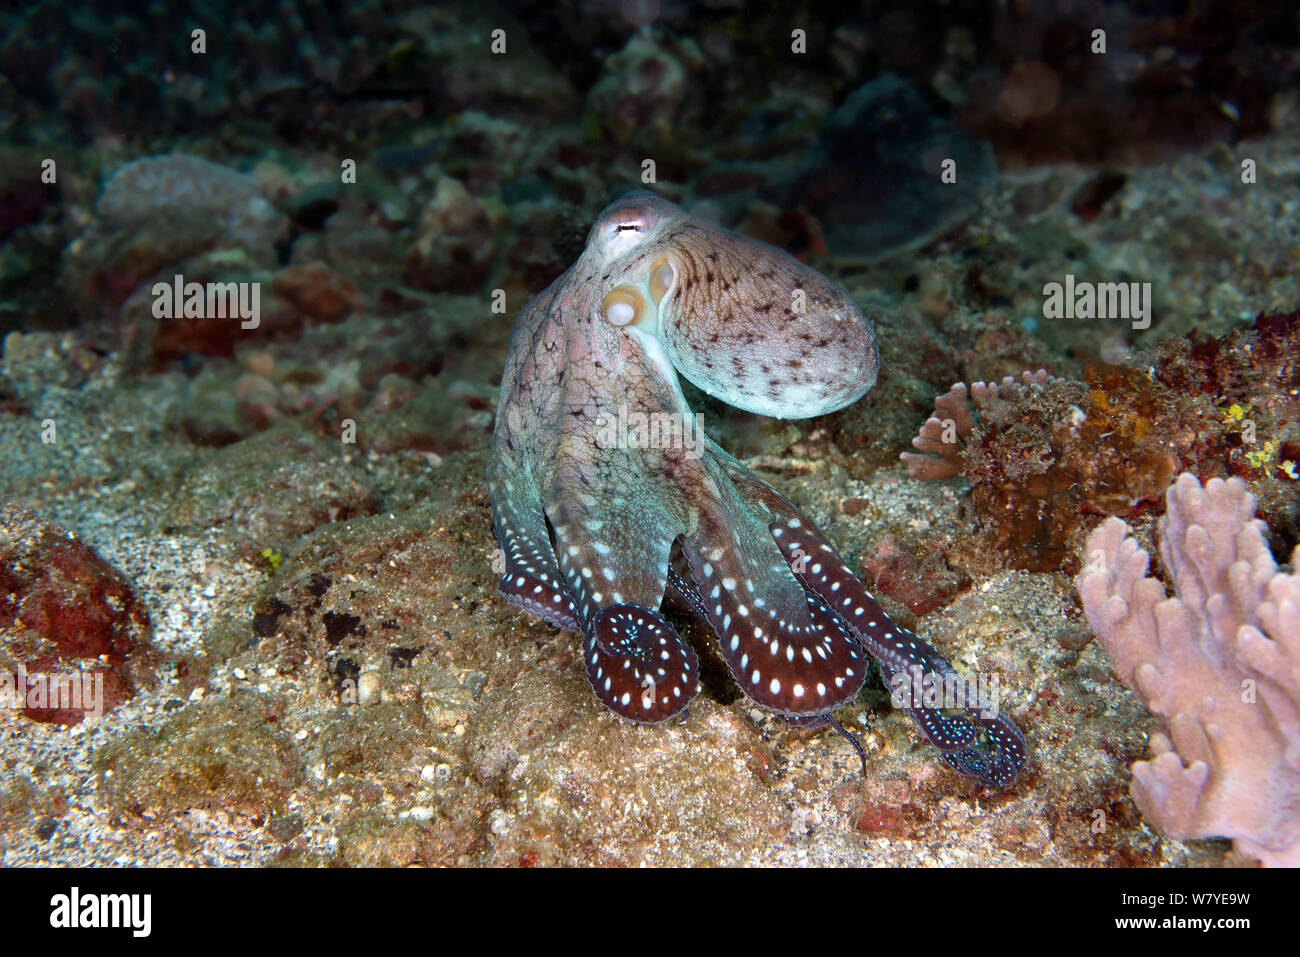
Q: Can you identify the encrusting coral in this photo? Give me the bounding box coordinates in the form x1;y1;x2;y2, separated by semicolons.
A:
1077;474;1300;866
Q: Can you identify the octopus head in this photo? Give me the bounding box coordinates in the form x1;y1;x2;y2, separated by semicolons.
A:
589;190;879;419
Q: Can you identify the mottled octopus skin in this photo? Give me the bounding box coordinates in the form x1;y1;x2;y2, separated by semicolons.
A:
487;191;1026;788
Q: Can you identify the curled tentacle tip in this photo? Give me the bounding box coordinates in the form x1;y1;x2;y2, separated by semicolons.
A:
585;604;700;724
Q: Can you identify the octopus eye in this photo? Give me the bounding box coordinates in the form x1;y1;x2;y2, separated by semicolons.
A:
648;256;675;303
606;211;647;240
603;286;646;327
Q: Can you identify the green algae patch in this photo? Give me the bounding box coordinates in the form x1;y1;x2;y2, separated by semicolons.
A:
93;693;305;820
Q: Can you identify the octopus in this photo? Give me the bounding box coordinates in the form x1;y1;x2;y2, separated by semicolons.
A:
487;191;1026;789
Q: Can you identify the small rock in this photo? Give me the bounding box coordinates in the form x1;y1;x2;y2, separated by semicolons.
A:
0;505;153;725
357;671;381;705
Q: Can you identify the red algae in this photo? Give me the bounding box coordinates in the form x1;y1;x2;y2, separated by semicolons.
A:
0;506;154;725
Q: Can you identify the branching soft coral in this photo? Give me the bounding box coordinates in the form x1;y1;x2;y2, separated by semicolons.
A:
1077;474;1300;866
900;369;1054;481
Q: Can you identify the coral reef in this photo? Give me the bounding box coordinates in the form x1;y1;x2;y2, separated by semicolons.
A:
901;309;1300;573
900;368;1130;573
1077;474;1300;866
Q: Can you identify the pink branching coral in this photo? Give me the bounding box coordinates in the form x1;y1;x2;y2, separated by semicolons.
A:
900;369;1053;480
1077;474;1300;865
